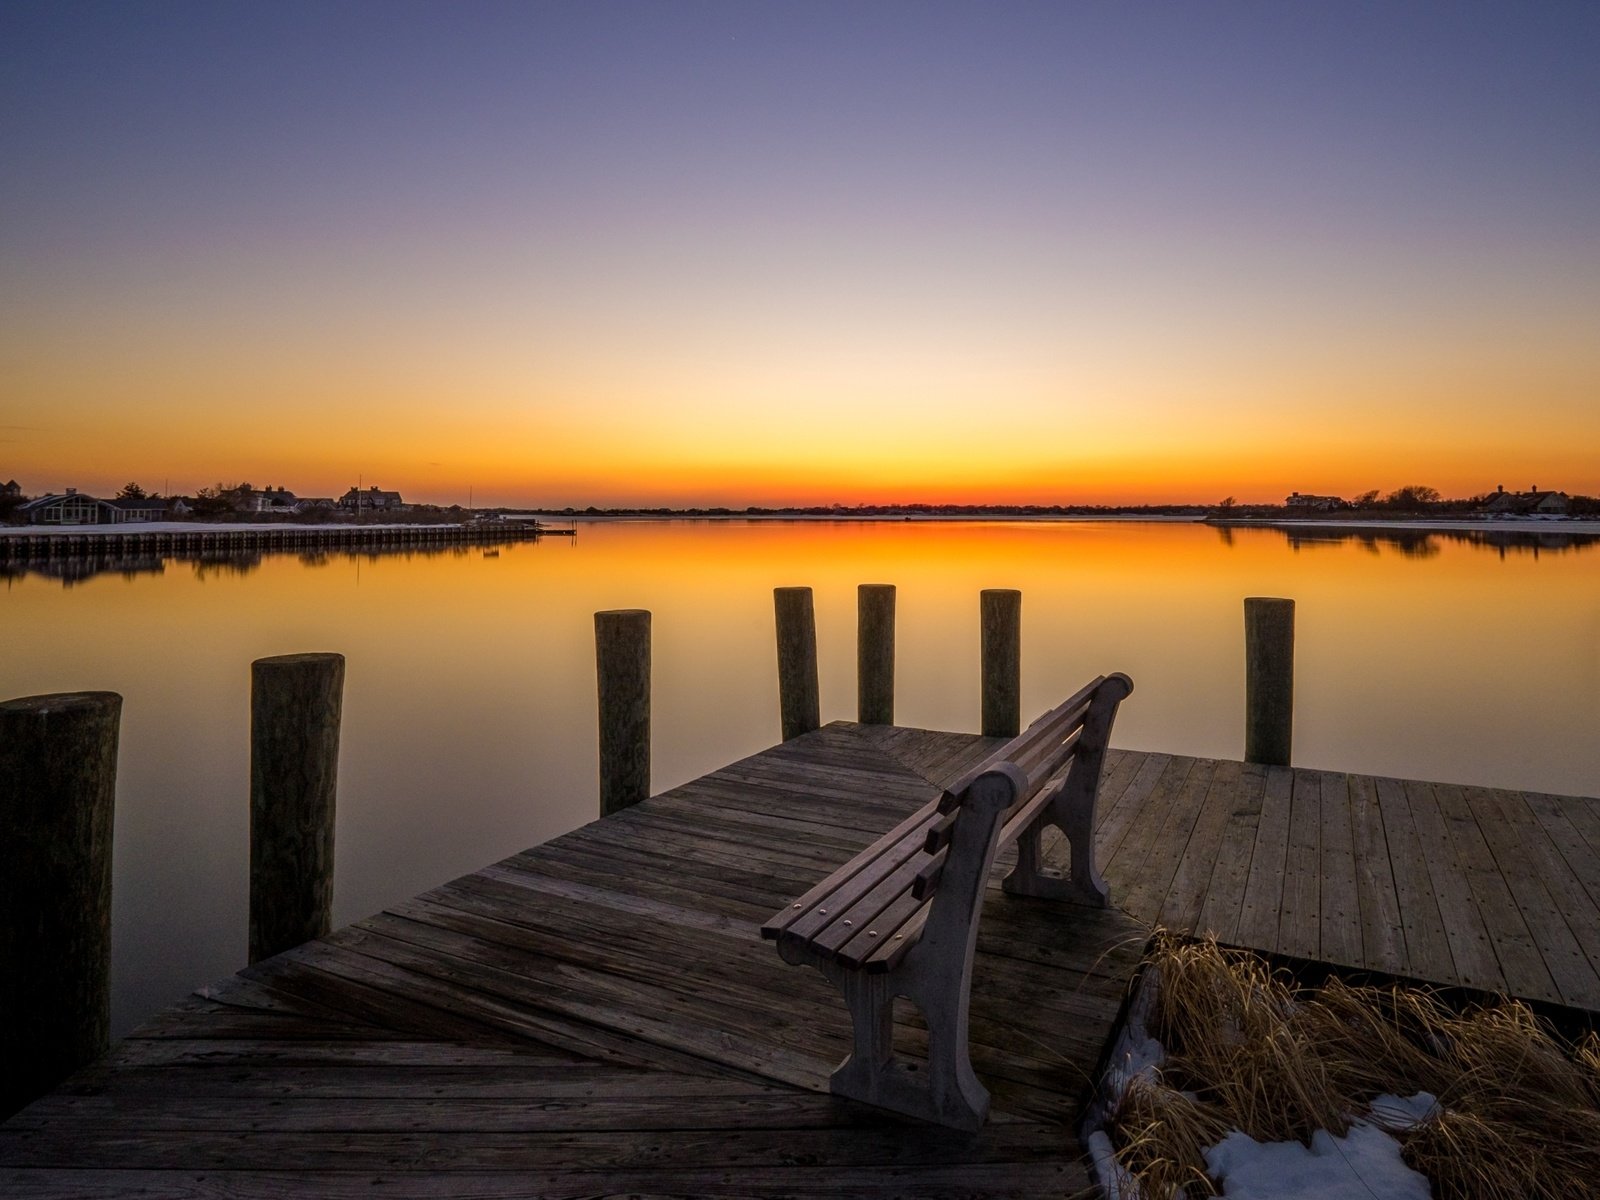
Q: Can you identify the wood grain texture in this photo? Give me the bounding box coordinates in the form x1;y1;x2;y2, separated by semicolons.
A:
6;718;1595;1198
0;692;121;1120
250;654;343;964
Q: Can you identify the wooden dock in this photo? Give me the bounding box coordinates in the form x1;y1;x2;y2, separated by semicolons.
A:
0;521;565;565
4;722;1598;1196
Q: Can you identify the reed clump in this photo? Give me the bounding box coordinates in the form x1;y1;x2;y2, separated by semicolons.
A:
1105;931;1600;1199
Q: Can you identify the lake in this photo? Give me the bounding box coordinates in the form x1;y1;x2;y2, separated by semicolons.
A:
6;517;1599;1034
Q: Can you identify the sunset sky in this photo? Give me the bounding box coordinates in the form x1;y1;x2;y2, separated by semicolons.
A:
3;2;1597;507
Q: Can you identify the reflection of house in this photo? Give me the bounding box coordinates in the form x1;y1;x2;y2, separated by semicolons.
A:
339;485;406;512
1480;484;1568;516
21;489;165;524
1285;492;1345;511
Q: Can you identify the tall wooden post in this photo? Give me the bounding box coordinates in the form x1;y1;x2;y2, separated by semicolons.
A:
250;653;344;965
857;583;896;725
1;691;121;1119
980;589;1021;738
595;609;651;816
1244;597;1295;766
775;586;820;741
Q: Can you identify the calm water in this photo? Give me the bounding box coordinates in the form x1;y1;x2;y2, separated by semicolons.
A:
7;518;1599;1033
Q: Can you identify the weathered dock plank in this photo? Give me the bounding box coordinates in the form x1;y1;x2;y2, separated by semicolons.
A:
1372;776;1455;983
6;718;1597;1199
1276;770;1324;960
1232;764;1294;950
1347;774;1406;974
1193;760;1267;943
1317;771;1362;967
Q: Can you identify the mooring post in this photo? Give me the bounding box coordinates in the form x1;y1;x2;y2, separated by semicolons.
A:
249;653;344;965
0;691;121;1119
857;583;896;725
774;586;821;740
595;609;651;816
980;588;1022;738
1244;597;1295;766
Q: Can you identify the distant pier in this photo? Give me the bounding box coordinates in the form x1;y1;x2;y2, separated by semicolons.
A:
0;521;572;565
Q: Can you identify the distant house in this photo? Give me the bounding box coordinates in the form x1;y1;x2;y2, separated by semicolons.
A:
293;496;336;514
21;490;115;524
106;496;168;523
339;485;406;512
1;479;21;499
20;489;172;525
1480;484;1568;516
239;486;298;514
1285;492;1345;511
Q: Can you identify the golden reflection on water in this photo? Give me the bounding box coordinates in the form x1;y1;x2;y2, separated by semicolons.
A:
4;518;1598;1033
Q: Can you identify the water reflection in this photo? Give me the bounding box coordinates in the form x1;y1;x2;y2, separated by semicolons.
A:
1214;522;1600;559
1;540;528;587
4;519;1596;1037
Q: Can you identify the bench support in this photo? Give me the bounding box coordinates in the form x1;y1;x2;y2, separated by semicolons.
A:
780;766;1024;1131
1002;673;1129;907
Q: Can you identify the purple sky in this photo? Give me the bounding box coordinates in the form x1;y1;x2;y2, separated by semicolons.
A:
4;2;1598;504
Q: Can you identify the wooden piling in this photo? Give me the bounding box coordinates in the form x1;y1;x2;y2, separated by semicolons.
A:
775;586;820;741
595;609;651;816
980;589;1022;738
249;653;344;965
857;583;896;725
1244;597;1295;766
0;691;121;1118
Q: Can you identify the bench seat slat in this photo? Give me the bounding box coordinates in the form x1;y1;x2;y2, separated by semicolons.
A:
773;819;934;946
861;903;930;972
807;843;946;959
759;797;942;939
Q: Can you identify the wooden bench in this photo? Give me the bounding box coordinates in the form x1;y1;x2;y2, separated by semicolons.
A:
760;673;1133;1130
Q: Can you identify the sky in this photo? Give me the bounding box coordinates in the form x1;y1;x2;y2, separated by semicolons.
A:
3;1;1598;507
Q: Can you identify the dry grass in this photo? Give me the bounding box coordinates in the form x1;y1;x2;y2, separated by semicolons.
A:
1104;931;1600;1199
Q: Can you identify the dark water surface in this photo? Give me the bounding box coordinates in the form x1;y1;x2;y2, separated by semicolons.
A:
6;519;1598;1033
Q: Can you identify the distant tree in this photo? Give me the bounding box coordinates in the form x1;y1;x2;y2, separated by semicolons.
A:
1353;489;1381;509
1216;496;1236;511
116;481;147;500
1384;485;1441;510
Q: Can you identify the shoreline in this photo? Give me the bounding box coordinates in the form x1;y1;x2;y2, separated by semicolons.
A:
6;513;1600;536
1210;516;1600;535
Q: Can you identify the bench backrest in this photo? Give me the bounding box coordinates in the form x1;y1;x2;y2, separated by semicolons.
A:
915;672;1131;897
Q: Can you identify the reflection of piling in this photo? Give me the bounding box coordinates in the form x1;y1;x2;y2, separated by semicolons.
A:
857;584;896;725
980;589;1022;737
595;610;651;816
249;654;344;964
775;587;821;741
1;691;121;1119
1244;598;1295;766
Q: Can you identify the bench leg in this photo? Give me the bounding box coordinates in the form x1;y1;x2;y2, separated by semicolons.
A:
832;969;895;1083
821;964;989;1132
1002;808;1108;907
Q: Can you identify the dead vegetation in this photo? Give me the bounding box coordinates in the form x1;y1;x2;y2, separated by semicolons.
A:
1105;931;1600;1198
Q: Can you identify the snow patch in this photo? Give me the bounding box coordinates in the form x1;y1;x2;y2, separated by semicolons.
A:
1205;1121;1432;1199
